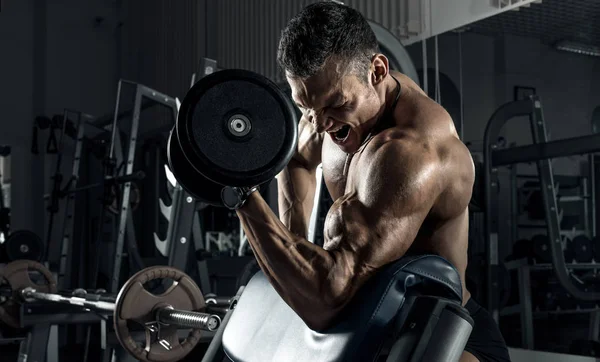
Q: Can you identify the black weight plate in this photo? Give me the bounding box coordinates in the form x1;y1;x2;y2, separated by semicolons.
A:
177;69;298;187
167;131;272;207
572;235;593;263
5;230;43;262
167;130;224;206
532;234;551;264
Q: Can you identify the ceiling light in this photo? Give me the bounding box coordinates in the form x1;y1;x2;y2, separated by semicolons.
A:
555;40;600;57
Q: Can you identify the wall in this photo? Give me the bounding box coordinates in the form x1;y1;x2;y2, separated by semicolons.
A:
0;0;42;234
407;32;600;175
119;0;208;101
0;0;119;237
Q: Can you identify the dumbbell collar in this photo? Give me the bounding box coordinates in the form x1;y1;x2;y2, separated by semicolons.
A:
221;186;259;210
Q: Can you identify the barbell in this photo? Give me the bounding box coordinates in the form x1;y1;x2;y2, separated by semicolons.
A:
167;69;298;206
0;260;223;362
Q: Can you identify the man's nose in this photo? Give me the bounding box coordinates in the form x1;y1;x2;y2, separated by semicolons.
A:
310;112;332;133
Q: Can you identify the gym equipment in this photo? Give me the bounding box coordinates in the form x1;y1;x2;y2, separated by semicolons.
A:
168;69;298;206
511;238;534;261
592;235;600;262
0;260;57;328
484;96;600;322
113;266;214;362
570;339;600;357
213;254;472;362
532;234;551;263
235;258;260;290
570;235;594;263
108;180;141;214
0;261;220;362
4;230;44;262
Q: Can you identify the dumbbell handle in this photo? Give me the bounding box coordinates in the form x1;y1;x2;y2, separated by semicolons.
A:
21;288;220;331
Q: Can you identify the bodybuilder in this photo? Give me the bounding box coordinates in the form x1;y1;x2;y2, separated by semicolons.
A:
234;2;510;361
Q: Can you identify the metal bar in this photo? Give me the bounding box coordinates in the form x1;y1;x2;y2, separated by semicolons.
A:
110;85;143;294
24;325;52;362
483;98;536;321
167;190;195;270
22;289;115;313
492;133;600;167
308;165;324;244
583;177;590;237
589;310;600;341
138;85;178;109
591;154;597;237
58;114;86;289
517;265;534;349
108;80;124;160
510;165;518;246
45;109;77;264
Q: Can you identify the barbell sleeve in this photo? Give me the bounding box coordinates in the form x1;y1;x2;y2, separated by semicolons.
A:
156;307;221;331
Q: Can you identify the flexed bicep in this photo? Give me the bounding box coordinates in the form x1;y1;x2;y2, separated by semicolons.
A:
323;137;443;304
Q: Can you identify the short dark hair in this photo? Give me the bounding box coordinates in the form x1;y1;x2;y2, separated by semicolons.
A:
277;1;379;81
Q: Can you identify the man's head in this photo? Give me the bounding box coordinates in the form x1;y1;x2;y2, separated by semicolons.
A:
277;1;392;153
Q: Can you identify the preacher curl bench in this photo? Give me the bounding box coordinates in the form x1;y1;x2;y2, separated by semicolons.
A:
202;254;473;362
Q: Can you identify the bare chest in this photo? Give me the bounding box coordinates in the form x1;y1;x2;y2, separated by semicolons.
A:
321;137;362;201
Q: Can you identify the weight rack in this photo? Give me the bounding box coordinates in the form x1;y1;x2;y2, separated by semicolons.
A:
484;96;600;348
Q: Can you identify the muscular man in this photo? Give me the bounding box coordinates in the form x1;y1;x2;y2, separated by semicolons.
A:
234;2;510;361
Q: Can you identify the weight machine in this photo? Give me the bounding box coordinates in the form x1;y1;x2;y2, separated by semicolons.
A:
483;96;600;348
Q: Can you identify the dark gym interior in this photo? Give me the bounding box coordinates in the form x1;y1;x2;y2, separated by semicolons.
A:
1;1;600;361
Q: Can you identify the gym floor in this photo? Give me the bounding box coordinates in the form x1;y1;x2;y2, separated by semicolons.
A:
1;1;600;362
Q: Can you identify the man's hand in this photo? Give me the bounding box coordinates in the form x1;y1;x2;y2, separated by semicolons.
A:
236;131;442;331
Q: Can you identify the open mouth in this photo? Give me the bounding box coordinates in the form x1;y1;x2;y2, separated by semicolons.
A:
329;125;351;143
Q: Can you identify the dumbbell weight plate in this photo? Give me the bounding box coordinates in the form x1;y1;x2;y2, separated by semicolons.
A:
572;235;593;263
167;130;225;206
532;234;551;264
0;260;57;328
108;182;142;215
5;230;44;262
113;266;205;362
168;132;273;206
175;69;298;188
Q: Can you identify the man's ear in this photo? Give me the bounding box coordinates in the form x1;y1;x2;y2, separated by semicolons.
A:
370;54;389;86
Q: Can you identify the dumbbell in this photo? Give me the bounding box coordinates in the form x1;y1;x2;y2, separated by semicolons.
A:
166;69;298;207
532;234;579;264
567;235;594;263
0;260;222;362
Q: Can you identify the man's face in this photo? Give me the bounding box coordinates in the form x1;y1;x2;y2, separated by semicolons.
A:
287;59;382;153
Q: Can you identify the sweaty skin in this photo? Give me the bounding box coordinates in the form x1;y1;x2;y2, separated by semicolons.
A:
235;55;475;341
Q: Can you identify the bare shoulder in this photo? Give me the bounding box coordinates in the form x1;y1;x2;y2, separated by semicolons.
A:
355;130;444;208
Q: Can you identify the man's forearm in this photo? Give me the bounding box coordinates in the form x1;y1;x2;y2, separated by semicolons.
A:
237;192;338;329
277;158;317;238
